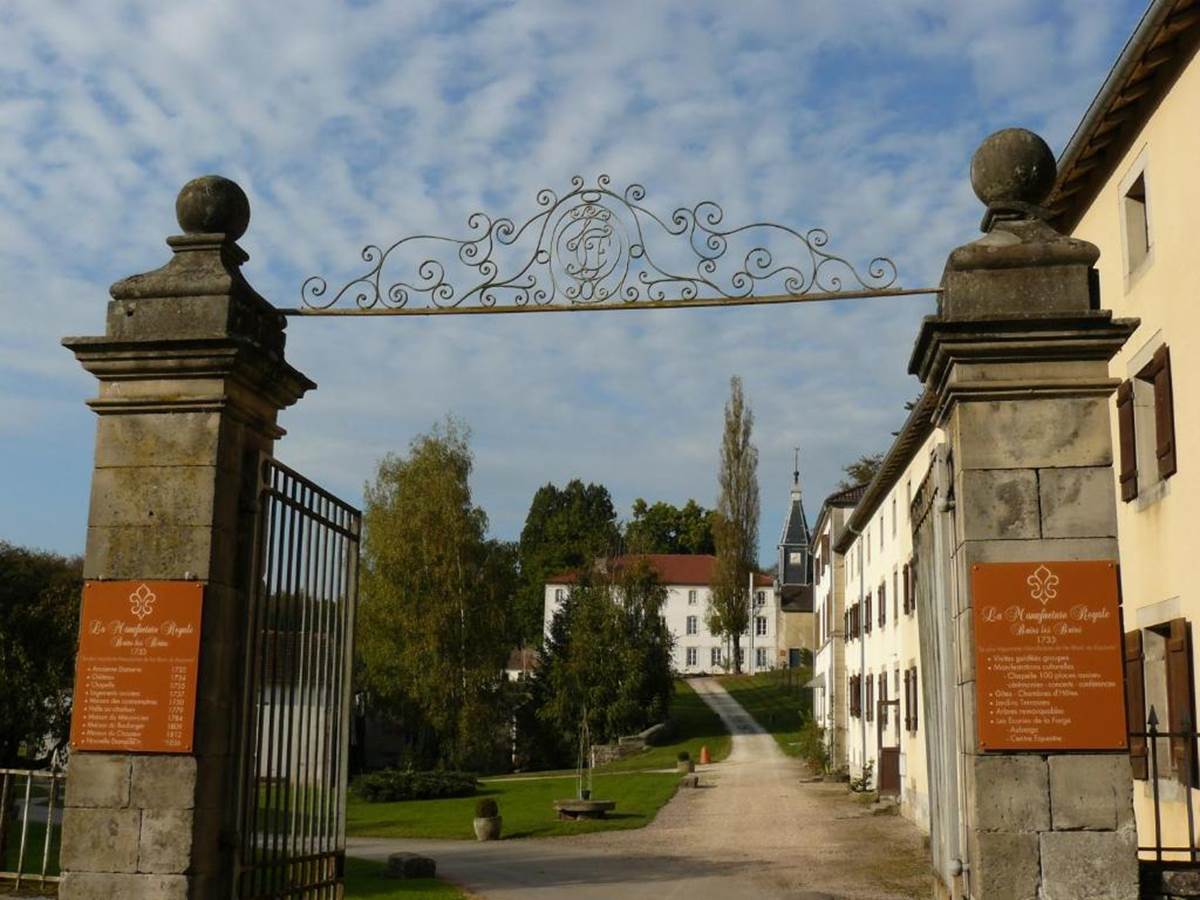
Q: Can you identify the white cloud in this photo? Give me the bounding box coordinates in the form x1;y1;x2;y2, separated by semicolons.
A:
0;0;1146;557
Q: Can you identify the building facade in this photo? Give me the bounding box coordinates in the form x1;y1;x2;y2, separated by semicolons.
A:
1045;0;1200;858
776;469;817;668
836;394;941;832
810;484;862;773
544;554;776;675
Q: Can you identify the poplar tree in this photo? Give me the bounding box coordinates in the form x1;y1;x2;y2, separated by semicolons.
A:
707;376;760;673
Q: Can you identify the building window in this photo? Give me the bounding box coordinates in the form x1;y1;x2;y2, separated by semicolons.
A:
866;529;870;563
904;666;919;733
903;561;914;615
755;616;768;636
878;673;888;727
755;590;766;607
756;647;768;669
1126;621;1197;784
688;589;698;605
891;497;896;536
893;569;899;623
879;514;884;549
865;673;874;723
686;615;698;635
878;582;886;627
554;588;565;602
737;648;745;668
686;647;697;667
1118;344;1177;503
864;594;872;634
711;646;722;667
1123;168;1152;277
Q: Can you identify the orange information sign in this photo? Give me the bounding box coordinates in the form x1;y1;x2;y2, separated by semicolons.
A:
973;561;1127;752
70;581;203;754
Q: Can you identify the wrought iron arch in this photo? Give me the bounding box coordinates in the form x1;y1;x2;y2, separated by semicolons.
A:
286;175;934;316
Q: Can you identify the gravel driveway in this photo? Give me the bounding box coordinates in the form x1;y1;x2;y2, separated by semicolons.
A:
349;677;933;899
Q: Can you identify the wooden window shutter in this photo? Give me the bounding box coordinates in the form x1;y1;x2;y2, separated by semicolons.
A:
880;583;886;626
1166;618;1197;787
1124;630;1148;780
912;668;918;731
903;562;911;614
1153;345;1177;479
903;669;912;731
1117;379;1138;501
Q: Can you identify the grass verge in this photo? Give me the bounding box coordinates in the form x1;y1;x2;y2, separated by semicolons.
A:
345;856;465;898
346;771;679;840
719;669;812;758
598;678;732;772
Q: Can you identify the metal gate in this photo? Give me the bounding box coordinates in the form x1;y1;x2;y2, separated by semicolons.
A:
236;456;361;899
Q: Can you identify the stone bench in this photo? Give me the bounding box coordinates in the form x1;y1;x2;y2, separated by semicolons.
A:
554;799;617;820
387;851;437;879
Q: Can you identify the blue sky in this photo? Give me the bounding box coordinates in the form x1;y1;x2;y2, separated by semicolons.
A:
0;1;1148;563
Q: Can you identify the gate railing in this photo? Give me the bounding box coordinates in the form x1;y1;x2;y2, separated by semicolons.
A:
0;767;64;889
236;457;361;899
1132;706;1198;864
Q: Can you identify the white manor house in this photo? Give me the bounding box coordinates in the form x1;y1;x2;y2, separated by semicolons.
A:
543;479;817;675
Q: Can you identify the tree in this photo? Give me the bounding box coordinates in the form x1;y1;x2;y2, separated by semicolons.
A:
535;559;673;759
707;376;760;674
357;418;512;771
838;452;885;490
0;543;82;767
514;480;620;647
624;498;716;555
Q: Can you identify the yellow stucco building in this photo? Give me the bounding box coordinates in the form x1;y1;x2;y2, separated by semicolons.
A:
1046;0;1200;860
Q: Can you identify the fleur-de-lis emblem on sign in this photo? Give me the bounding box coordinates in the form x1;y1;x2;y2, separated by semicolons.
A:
129;584;157;620
1026;565;1059;607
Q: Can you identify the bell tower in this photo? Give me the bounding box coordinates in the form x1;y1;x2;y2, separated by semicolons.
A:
777;449;813;587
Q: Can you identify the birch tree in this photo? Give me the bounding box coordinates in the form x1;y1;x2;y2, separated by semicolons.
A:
358;418;512;770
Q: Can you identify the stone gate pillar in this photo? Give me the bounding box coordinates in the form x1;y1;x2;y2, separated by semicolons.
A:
60;178;314;898
910;130;1140;900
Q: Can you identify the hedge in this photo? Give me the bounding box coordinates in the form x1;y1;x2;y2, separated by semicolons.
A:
352;769;478;802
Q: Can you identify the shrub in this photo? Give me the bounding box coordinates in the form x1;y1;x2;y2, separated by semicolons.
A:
849;760;874;793
676;750;690;762
796;719;829;774
475;798;499;818
352;769;478;803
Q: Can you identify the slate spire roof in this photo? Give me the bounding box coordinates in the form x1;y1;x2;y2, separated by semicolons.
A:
777;455;813;588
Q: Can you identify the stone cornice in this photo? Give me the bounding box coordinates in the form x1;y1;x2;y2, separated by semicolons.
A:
63;335;316;437
909;313;1139;425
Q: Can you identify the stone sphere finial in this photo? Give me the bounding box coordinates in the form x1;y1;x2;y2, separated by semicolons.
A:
175;175;251;240
970;128;1056;209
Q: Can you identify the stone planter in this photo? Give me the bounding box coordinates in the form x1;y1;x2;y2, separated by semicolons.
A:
473;815;502;841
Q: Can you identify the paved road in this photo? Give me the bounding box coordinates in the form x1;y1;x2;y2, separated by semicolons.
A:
349;677;931;899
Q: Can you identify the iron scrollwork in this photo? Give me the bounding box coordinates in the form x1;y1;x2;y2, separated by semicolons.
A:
300;175;899;311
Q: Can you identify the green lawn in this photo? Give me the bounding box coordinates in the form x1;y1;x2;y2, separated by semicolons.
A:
346;771;680;840
720;669;812;758
344;856;464;898
2;809;61;879
597;678;732;772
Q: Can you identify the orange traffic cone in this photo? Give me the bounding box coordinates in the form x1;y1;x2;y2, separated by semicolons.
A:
699;745;711;765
